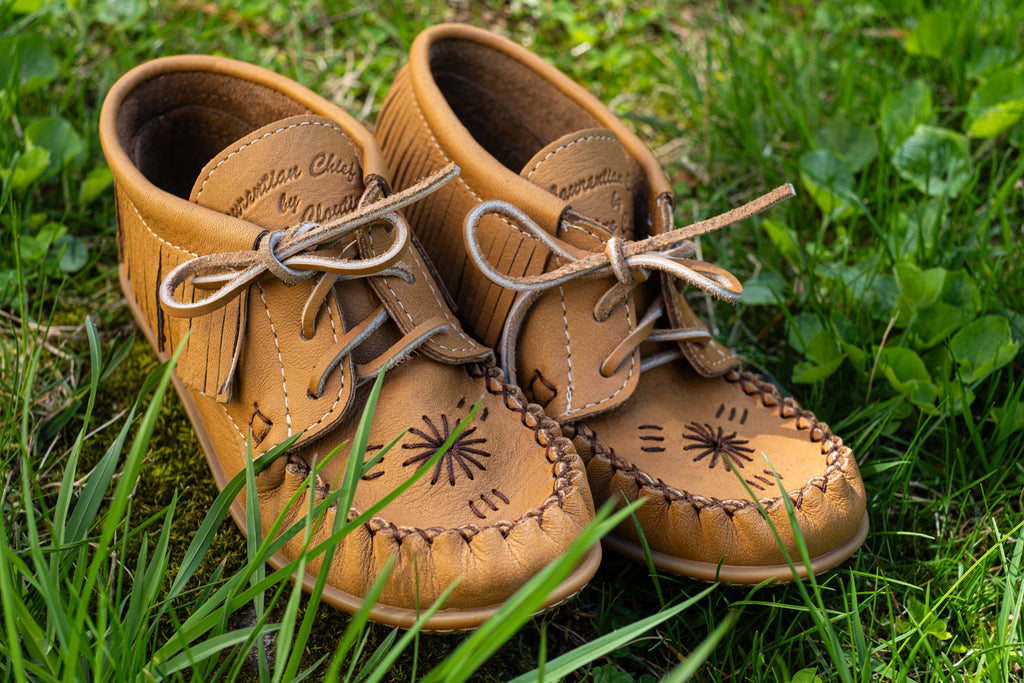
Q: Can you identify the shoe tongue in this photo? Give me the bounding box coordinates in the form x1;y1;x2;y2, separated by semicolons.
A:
189;114;364;230
520;128;633;238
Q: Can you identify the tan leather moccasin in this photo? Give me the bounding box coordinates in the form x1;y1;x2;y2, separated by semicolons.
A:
376;24;868;583
100;55;599;630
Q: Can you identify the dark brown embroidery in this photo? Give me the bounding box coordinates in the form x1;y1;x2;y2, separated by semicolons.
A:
527;369;558;409
361;443;385;481
402;414;490;486
683;422;755;471
468;488;509;519
250;402;273;445
637;424;665;453
715;403;749;424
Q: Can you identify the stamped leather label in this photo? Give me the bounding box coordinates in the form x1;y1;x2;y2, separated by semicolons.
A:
190;114;364;231
521;128;633;239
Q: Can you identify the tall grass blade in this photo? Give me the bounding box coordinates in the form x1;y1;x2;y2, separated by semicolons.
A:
421;498;644;683
661;609;740;683
507;584;717;683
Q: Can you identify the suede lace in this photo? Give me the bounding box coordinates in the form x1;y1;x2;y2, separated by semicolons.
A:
463;184;795;381
160;163;459;400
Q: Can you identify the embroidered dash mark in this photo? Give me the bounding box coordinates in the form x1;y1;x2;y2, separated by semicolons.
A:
468;489;509;519
361;443;385;481
638;424;665;453
745;469;780;491
682;422;755;471
401;414;490;486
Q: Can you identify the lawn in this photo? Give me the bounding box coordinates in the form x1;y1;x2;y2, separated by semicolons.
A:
2;0;1023;680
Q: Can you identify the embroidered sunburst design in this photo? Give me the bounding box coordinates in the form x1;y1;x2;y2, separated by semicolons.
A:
683;422;755;471
401;414;490;486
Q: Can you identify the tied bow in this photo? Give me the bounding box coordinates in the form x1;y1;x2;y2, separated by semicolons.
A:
463;184;795;381
161;163;460;318
159;163;459;403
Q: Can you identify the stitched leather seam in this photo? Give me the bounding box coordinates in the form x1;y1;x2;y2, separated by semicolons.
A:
129;199;199;257
576;388;854;515
218;401;248;444
299;294;346;432
557;267;574;412
523;134;619;181
553;221;636;417
194;120;349;201
304;302;345;433
256;283;292;437
320;362;579;541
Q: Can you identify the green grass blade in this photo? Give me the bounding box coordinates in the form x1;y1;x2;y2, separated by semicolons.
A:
661;609;740;683
421;498;644;683
62;339;183;682
321;555;398;681
359;579;462;683
154;624;283;677
167;432;300;598
507;584;717;683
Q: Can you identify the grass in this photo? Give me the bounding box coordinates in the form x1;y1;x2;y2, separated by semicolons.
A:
2;0;1023;680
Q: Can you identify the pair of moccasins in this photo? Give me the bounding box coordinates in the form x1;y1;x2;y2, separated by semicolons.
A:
99;23;868;631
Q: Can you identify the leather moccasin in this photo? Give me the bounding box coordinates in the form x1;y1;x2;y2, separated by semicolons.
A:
100;54;599;629
376;24;868;583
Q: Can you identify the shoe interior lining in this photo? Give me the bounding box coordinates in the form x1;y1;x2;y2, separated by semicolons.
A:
429;40;601;172
116;71;308;199
429;39;654;237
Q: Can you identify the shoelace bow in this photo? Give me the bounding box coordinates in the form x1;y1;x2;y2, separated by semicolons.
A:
464;184;795;380
160;163;459;400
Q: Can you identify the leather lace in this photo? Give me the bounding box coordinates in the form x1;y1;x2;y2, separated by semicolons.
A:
463;184;795;381
160;163;460;399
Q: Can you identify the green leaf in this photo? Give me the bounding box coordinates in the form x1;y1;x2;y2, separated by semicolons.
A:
741;271;785;306
949;315;1019;384
894;261;946;323
890;199;945;261
787;313;824;354
903;11;954;58
762;218;803;268
792;668;824;683
966;46;1017;81
78;164;113;206
93;0;148;27
903;597;953;640
11;0;43;12
0;35;58;93
815;117;879;173
793;329;846;384
938;269;982;318
592;664;634;683
878;347;937;408
965;67;1024;138
909;302;965;349
799;149;859;219
55;233;89;273
3;146;51;191
892;125;973;197
880;80;934;150
25;117;85;173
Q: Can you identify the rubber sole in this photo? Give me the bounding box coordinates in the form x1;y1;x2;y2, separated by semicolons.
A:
602;511;869;584
119;265;601;631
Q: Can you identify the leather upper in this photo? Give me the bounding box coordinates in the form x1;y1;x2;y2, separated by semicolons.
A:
377;24;868;579
100;54;598;620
